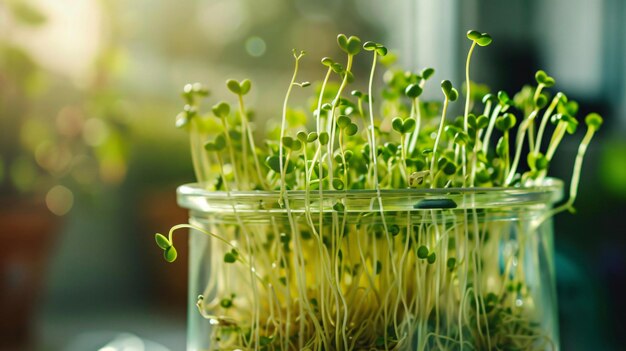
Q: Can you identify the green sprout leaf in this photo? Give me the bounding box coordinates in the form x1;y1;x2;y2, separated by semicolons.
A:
441;80;453;96
337;34;348;51
331;63;343;74
265;156;294;173
495;113;517;131
565;117;579;134
282;136;294;148
297;131;307;142
476;115;489;129
497;91;511;105
559;100;579;116
224;252;237;263
482;93;494;104
307;132;318;143
427;252;437;264
204;135;226;152
337;115;351;128
164;246;178;263
535;94;548;109
392;117;416;134
466;30;481;41
447;257;456;270
155;233;171;250
363;41;377;50
212;101;230;118
454;132;469;146
364;41;388;56
535;70;547;84
240;79;252;95
443;162;457;175
321;57;334;67
319;132;330;145
337;34;362;55
332;178;345;190
405;83;423;99
476;33;493;46
344;123;358;136
528;152;549;171
496;137;507;157
344;150;353;161
441;80;458;101
585;113;603;130
220;298;233;308
417;245;429;259
291;139;303;151
259;336;273;347
392;117;403;133
467;30;493;46
375;46;388;56
226;79;241;95
421;67;435;80
535;70;556;87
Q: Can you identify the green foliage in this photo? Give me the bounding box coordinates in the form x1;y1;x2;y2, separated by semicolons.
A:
155;233;171;250
212;102;230;118
226;79;252;95
441;80;459;101
585;113;603;130
466;30;493;46
164;246;177;262
337;34;362;56
158;31;602;350
391;117;416;134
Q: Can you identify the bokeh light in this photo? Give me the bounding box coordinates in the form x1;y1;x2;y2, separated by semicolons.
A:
245;36;266;57
9;156;37;192
45;184;74;216
8;0;103;84
82;118;108;147
56;106;84;138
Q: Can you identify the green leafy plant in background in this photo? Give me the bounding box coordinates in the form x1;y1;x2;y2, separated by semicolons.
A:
0;0;130;215
156;31;601;350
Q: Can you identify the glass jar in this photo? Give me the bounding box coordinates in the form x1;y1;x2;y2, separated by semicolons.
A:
178;179;563;351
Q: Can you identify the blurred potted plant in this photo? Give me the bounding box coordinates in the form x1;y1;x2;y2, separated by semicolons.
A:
154;32;601;350
0;1;129;347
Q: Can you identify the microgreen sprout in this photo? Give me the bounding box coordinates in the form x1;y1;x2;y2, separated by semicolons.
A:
155;30;599;351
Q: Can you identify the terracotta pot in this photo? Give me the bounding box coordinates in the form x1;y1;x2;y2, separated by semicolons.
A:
0;198;59;350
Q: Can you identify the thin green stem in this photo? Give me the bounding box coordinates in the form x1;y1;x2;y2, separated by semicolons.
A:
482;104;502;155
279;51;304;200
463;42;477;133
220;116;242;186
546;127;596;217
430;97;450;185
545;122;567;161
328;55;354;185
506;110;538;185
533;94;560;154
238;95;265;189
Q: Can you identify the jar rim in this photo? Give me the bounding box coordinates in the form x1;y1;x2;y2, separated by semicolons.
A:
177;178;564;213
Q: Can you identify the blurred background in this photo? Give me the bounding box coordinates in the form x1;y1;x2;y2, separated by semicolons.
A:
0;0;624;350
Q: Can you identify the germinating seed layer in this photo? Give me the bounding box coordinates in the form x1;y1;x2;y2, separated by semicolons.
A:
155;31;601;351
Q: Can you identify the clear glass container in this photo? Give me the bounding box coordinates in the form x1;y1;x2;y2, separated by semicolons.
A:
179;178;563;351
